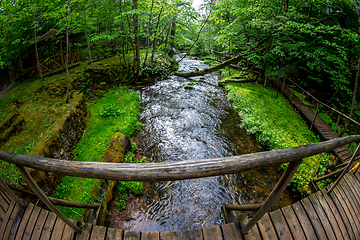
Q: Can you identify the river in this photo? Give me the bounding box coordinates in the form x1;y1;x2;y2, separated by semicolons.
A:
109;56;295;231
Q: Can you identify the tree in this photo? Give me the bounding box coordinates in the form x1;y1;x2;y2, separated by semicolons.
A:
83;0;94;69
133;0;140;77
65;0;71;103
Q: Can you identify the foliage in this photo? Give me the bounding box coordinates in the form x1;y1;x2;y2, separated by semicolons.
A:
140;55;174;79
190;0;360;118
115;198;127;212
99;104;123;118
226;81;330;196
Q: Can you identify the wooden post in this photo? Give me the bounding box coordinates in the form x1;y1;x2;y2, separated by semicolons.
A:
0;176;26;208
298;91;304;113
60;40;64;67
76;38;79;62
310;103;319;131
328;143;360;194
240;159;302;235
308;180;320;193
289;84;295;102
331;114;341;139
16;165;82;234
225;204;262;211
264;75;267;87
281;78;286;94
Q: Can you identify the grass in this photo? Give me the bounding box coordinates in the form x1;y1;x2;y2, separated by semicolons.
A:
0;77;68;185
225;82;331;196
53;85;142;220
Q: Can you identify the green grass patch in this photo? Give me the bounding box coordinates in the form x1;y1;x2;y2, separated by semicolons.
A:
226;82;330;196
53;85;142;220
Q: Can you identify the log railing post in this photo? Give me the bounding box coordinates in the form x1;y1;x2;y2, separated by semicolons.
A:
16;165;82;234
328;143;360;194
0;176;27;208
289;84;295;103
281;78;286;94
310;103;319;131
240;159;302;235
331;114;341;139
298;91;304;113
264;75;267;87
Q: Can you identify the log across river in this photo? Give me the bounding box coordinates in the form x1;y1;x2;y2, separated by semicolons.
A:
108;56;296;231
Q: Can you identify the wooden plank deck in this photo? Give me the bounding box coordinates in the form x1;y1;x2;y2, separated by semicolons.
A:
2;172;360;239
272;78;353;163
240;171;360;239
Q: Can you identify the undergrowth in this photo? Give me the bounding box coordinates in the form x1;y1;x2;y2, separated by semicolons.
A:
53;85;142;220
225;82;331;196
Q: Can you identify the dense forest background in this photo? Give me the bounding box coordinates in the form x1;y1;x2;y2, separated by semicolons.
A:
1;0;360;120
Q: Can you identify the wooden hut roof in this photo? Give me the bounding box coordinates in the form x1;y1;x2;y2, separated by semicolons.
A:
34;29;67;43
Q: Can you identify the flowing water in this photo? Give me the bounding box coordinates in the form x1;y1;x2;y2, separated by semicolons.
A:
110;57;295;231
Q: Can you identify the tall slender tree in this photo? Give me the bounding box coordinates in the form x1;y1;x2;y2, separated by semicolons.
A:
33;1;44;82
65;0;71;103
133;0;140;77
83;0;94;69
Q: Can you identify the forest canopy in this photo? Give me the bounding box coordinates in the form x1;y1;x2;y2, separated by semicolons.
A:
1;0;360;117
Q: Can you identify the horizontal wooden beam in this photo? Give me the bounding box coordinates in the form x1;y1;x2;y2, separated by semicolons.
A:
225;204;262;211
8;184;100;209
0;136;359;182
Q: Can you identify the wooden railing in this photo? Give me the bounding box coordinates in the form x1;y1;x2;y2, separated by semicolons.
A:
1;135;360;235
280;76;360;136
38;50;79;75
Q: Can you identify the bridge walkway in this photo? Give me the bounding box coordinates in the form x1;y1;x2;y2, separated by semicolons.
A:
239;170;360;240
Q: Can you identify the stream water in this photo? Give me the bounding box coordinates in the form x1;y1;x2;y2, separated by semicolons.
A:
110;57;295;231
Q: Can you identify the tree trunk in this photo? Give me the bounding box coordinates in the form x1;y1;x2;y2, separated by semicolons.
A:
83;0;93;69
150;5;164;62
168;18;176;58
65;0;70;103
33;5;44;82
339;55;360;137
339;1;360;137
5;10;16;85
143;0;154;67
133;0;140;77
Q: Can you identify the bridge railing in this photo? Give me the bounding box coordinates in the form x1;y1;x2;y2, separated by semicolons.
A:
279;76;360;147
1;135;360;235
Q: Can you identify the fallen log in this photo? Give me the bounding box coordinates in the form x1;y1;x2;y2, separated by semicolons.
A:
88;57;105;65
174;53;244;77
223;79;256;83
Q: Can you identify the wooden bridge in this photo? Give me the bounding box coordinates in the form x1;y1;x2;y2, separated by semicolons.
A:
272;77;359;164
1;135;360;239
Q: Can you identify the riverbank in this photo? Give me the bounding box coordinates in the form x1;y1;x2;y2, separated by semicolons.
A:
222;77;331;196
0;53;175;221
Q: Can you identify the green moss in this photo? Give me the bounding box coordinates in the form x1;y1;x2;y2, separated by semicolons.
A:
225;82;330;196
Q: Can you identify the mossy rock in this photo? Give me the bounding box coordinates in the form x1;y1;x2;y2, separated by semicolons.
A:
30;93;87;191
102;132;131;163
31;93;87;158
